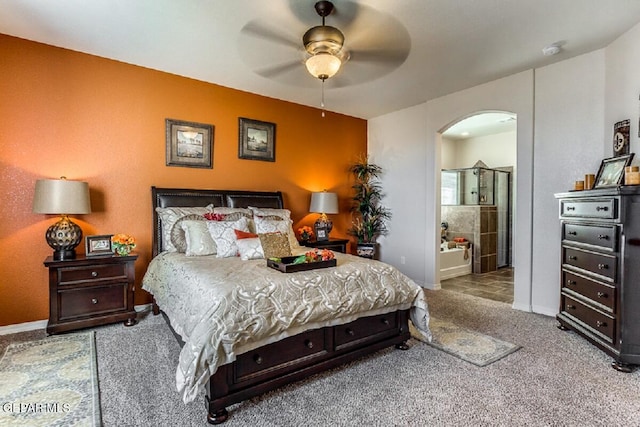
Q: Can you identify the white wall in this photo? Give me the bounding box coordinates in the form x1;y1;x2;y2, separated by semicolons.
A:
447;131;517;170
606;21;640;158
532;50;606;315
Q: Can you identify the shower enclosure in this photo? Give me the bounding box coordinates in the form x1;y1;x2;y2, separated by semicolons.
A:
441;166;512;269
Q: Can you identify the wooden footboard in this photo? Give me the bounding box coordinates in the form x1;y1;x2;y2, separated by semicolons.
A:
205;310;411;424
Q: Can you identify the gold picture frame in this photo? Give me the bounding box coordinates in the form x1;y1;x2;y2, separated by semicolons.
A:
238;117;275;162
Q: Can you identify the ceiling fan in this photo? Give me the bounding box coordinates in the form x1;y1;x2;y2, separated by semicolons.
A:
238;0;411;89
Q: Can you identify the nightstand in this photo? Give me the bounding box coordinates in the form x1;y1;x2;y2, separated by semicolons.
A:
301;238;350;254
44;254;138;334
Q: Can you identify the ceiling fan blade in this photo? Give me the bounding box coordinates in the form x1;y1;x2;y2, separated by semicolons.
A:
241;21;299;49
255;60;303;78
349;48;409;66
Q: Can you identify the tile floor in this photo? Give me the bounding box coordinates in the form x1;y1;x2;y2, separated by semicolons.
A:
440;267;514;303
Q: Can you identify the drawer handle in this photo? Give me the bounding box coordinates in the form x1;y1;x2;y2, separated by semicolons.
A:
91;271;98;277
596;206;609;212
567;231;577;236
597;263;609;270
304;339;314;349
253;354;263;365
598;234;609;240
597;292;608;299
91;298;98;304
381;318;390;325
346;328;355;336
566;280;577;286
596;321;607;328
566;206;576;211
568;256;577;261
566;304;575;310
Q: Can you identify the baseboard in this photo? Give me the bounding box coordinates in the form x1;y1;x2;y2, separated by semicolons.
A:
0;304;153;336
531;304;557;317
0;319;47;335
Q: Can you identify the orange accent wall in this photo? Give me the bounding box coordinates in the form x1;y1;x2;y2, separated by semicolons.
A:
0;34;366;327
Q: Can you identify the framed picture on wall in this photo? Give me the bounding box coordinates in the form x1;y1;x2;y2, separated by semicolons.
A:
165;119;214;168
594;153;634;188
238;117;276;162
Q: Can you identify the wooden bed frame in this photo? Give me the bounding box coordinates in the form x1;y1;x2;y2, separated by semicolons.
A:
149;187;411;424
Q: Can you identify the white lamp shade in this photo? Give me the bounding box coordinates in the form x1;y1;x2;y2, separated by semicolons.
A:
309;192;339;214
305;53;342;80
33;179;91;214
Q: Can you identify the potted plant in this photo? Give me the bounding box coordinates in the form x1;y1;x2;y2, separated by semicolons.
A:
348;157;391;259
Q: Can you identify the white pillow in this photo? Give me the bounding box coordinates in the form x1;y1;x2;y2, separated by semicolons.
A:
181;220;217;256
156;205;214;252
253;215;300;251
248;206;291;220
236;237;264;260
206;216;250;258
213;207;255;232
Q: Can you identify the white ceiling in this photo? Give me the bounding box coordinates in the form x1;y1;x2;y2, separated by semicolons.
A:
2;0;640;119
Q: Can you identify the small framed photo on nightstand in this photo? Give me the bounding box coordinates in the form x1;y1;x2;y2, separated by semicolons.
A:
86;235;113;257
314;224;329;241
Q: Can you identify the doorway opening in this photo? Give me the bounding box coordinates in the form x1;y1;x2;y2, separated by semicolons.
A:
439;111;516;303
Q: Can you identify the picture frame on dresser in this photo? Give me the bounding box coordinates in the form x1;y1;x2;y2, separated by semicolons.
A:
593;153;634;188
165;118;214;169
85;234;113;256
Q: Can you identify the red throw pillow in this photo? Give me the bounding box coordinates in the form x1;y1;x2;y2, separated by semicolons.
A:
234;229;258;240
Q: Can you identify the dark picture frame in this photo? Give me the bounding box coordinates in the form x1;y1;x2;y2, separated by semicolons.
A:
238;117;275;162
165;119;214;168
86;234;113;257
594;154;634;188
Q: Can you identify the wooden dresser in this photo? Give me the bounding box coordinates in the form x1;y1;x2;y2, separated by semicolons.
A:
45;254;137;334
555;187;640;371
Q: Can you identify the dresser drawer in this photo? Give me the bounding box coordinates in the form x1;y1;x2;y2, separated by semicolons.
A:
334;312;398;349
58;263;127;284
563;247;616;281
562;271;615;312
562;223;617;251
235;328;327;382
560;198;617;219
59;284;127;320
562;295;615;343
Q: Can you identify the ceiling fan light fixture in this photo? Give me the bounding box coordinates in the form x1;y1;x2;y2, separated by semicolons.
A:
303;25;345;56
305;52;342;80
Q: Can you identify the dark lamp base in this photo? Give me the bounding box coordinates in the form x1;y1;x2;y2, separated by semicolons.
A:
46;216;82;261
53;249;77;261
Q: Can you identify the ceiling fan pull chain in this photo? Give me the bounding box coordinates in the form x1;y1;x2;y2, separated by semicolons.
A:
321;79;326;117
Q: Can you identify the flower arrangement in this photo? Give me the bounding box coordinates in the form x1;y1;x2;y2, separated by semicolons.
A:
112;234;136;256
297;225;314;242
289;249;335;264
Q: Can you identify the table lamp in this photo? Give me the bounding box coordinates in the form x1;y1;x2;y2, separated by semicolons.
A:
33;177;91;260
309;191;338;241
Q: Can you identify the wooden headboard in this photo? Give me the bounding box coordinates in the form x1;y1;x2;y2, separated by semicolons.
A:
151;186;284;257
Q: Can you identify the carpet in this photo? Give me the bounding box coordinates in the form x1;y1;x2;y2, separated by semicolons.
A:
413;316;521;366
0;332;101;427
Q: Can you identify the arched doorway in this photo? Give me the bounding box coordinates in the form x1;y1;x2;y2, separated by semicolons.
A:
438;111;516;303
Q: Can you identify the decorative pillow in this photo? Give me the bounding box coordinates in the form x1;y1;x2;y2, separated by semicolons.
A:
249;206;291;220
213;207;255;232
236;237;264;260
181;220;217;256
206;216;250;258
234;229;258;240
254;216;300;252
156;205;214;252
170;214;205;253
259;232;292;259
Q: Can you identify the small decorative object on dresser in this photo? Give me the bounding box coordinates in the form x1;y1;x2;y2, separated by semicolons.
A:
593;154;634;188
297;225;314;243
45;254;138;334
111;233;136;256
165;118;214;169
612;119;630;156
238;117;275;161
555;187;640;372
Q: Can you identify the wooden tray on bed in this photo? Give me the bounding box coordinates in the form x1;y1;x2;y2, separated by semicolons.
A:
267;256;337;273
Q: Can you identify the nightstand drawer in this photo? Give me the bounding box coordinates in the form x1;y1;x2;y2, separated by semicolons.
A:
334;312;398;349
563;247;616;281
59;263;127;284
59;284;127;320
562;271;615;312
563;223;617;251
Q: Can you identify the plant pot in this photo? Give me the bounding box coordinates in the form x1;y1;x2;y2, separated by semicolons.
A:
356;242;378;259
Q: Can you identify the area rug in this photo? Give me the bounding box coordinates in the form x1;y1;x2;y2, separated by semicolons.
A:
413;317;521;366
0;332;101;427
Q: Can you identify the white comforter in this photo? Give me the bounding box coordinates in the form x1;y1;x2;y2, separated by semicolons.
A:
142;250;431;403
